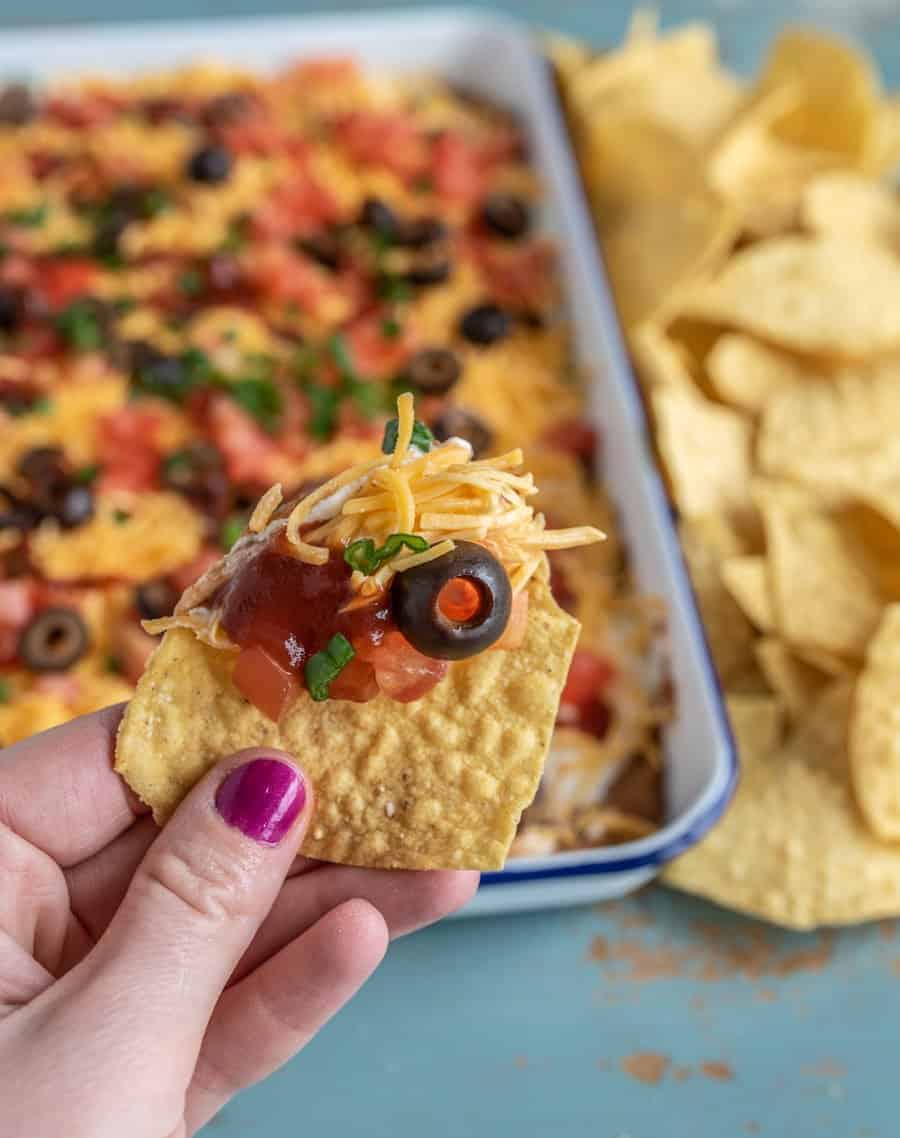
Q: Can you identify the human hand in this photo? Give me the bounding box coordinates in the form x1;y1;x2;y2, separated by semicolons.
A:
0;705;478;1138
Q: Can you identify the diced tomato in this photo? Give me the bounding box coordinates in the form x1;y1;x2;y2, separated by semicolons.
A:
560;649;616;710
0;580;35;665
334;111;429;181
491;589;529;651
471;238;555;308
251;174;342;240
328;654;379;702
169;547;221;594
96;405;163;493
233;642;301;722
206;393;278;484
33;673;82;703
221;113;308;158
431;131;488;206
345;313;415;380
115;621;157;684
38;258;99;309
46;92;123;128
541;418;598;462
251;244;335;313
356;628;447;703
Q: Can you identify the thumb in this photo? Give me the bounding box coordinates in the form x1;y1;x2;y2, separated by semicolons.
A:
86;749;311;1066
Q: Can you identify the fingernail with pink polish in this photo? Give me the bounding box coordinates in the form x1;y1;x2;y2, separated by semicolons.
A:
215;758;305;845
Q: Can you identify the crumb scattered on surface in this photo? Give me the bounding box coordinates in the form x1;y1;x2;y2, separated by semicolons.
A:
589;934;609;961
620;1051;670;1085
802;1058;847;1079
755;987;777;1002
672;1064;692;1082
700;1060;735;1082
743;1123;760;1135
513;1055;529;1070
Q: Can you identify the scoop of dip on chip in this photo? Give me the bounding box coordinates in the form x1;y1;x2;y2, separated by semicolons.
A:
115;393;604;869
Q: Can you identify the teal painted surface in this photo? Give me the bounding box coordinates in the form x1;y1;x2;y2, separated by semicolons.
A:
5;2;900;1134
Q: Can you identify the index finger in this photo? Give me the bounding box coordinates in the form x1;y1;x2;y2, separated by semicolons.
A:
0;704;147;867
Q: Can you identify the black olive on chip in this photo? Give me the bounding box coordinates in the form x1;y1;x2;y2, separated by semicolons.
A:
162;442;230;518
481;192;531;240
396;216;447;248
0;485;40;533
187;144;233;184
52;483;95;529
406;256;452;287
359;197;398;240
407;348;462;395
459;303;511;346
391;541;512;661
135;579;178;622
431;407;494;458
0;83;36;126
19;608;90;672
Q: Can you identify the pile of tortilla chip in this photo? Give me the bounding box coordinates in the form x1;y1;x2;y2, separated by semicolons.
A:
552;15;900;928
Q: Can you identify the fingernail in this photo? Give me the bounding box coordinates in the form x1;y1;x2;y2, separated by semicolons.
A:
215;757;305;845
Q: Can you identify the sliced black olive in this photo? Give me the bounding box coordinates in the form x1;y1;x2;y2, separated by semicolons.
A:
296;232;342;272
0;485;40;532
407;348;462;395
135;579;178;621
162;442;230;517
431;407;494;459
19;607;89;672
187;144;233;184
0;83;36;126
53;483;95;529
359;197;398;240
17;446;66;486
391;541;512;661
131;345;188;396
482;192;531;240
0;285;23;332
395;216;447;248
406;256;452;287
459;303;511;346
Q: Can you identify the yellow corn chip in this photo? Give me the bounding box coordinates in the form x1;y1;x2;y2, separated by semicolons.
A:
755;637;829;722
762;496;884;659
652;386;751;519
705;333;808;414
721;556;774;630
666;682;900;929
839;498;900;599
115;578;580;870
679;236;900;359
802;171;900;248
759;28;880;161
850;605;900;841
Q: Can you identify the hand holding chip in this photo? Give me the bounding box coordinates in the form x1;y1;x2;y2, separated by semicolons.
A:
0;705;477;1137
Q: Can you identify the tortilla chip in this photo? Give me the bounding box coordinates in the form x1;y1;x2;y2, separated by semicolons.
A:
721;556;773;630
755;637;829;722
762;495;884;659
115;577;580;870
666;682;900;929
802;171;900;248
652;385;751;519
679;236;900;359
705;333;808;414
759;28;880;161
850;605;900;841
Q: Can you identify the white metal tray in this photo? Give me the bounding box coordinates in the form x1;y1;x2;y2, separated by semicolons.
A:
0;8;737;916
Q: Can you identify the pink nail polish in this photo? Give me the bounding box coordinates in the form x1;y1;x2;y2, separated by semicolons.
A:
215;758;305;845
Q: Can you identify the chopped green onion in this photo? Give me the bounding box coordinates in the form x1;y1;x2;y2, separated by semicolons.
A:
228;377;283;432
412;175;433;194
112;508;131;525
0;677;11;704
381;315;401;339
305;633;355;702
142;187;172;217
112;295;137;315
74;464;100;484
220;514;245;551
105;654;123;674
381;417;434;455
378;275;411;303
55;300;104;352
180;346;214;384
303;383;340;441
177;268;204;296
329;332;357;380
219;217;247;253
222;327;238;343
344;533;429;576
4;203;48;228
30;396;53;416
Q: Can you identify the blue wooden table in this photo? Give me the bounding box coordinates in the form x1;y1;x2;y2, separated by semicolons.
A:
6;1;900;1134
